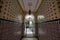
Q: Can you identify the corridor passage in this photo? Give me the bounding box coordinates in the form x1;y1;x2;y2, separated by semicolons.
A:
0;0;60;40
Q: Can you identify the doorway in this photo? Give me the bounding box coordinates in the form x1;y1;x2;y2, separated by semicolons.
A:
24;14;35;37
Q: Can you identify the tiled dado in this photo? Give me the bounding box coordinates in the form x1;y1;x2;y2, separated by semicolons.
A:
0;19;22;40
38;19;60;40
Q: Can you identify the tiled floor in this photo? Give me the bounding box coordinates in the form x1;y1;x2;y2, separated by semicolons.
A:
22;38;37;40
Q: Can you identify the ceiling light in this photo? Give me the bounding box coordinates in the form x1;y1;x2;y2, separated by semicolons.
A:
29;9;31;15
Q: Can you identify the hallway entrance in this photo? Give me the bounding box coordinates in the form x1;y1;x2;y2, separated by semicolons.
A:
24;14;35;37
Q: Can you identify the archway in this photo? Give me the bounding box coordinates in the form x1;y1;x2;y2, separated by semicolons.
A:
24;14;35;37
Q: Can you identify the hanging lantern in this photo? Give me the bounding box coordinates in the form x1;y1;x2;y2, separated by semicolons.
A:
29;9;31;15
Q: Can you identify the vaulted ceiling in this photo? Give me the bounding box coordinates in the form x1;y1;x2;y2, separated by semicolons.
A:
18;0;42;12
23;0;38;11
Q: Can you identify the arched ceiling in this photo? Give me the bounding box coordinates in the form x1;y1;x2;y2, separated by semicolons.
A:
18;0;42;13
23;0;38;11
